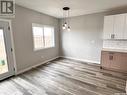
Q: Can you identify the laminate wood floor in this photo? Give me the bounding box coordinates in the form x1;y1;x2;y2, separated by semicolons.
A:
0;58;127;95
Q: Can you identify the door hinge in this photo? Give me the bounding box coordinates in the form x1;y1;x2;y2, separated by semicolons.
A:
8;26;10;30
13;67;15;71
11;48;13;52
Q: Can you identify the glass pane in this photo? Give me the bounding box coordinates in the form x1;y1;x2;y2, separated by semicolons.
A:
33;27;44;50
44;27;54;48
0;29;8;74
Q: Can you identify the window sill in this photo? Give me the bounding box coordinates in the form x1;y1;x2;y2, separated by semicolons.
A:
34;46;55;52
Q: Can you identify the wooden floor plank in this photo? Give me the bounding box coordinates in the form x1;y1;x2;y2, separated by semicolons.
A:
0;58;126;95
56;59;127;79
22;70;74;95
38;65;125;94
42;63;125;91
35;68;117;95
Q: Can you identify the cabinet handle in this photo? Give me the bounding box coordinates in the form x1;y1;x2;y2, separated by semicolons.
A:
109;55;113;60
111;34;115;39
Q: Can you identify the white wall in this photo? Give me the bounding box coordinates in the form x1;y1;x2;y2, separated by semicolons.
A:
59;7;127;64
60;13;105;64
11;5;59;73
10;5;127;73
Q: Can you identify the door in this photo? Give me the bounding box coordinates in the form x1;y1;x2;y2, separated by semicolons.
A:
110;52;121;70
114;14;125;39
0;21;14;80
112;53;127;72
103;15;114;39
101;51;111;68
124;14;127;39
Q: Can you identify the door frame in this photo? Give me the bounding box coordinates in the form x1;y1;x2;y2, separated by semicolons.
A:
0;19;17;80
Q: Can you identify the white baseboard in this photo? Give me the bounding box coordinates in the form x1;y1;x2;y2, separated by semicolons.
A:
16;56;100;75
60;56;100;64
16;56;59;75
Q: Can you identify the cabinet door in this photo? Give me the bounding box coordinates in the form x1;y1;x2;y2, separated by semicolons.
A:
110;52;122;70
101;51;127;72
101;51;111;68
120;53;127;72
110;52;127;72
124;14;127;39
114;14;125;39
103;16;114;39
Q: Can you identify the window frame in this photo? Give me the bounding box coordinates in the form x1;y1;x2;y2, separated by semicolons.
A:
32;23;55;51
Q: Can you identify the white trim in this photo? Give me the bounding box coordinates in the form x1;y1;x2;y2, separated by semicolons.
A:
60;56;100;64
8;20;17;74
32;23;55;28
0;19;12;22
0;19;17;75
16;56;100;75
16;56;59;75
34;46;55;52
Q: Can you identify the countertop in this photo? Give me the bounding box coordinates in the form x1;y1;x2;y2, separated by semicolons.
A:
102;48;127;53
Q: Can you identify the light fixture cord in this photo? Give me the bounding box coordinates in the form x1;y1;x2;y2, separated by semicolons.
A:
68;9;70;27
62;8;64;25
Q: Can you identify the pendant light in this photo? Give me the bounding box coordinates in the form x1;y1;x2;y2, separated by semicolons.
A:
62;7;70;31
67;26;70;31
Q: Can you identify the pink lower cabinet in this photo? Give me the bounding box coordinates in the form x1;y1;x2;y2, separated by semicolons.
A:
101;51;127;72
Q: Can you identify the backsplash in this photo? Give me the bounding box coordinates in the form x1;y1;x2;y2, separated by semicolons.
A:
103;40;127;50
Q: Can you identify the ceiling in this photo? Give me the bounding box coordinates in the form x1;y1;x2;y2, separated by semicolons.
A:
16;0;127;18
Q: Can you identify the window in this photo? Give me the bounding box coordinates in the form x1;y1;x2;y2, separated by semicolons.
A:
32;23;55;50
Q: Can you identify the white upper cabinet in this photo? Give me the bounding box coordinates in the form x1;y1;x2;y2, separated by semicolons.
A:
124;14;127;39
103;13;127;39
114;14;125;39
103;15;114;39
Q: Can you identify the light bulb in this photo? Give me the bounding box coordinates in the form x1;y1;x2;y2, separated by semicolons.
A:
64;22;67;27
67;26;70;31
62;25;66;29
